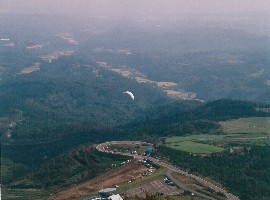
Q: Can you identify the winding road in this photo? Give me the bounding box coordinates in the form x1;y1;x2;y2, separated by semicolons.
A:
96;141;239;200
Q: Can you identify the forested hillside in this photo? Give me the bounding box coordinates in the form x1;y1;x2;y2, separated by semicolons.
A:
1;12;269;200
126;99;270;136
0;54;168;144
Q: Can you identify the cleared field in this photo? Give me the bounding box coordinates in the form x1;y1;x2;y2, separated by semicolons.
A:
135;76;154;83
111;68;131;77
165;134;229;143
156;81;178;87
220;117;270;134
165;135;227;155
53;159;147;200
2;189;49;200
165;131;270;153
166;141;224;154
18;62;41;74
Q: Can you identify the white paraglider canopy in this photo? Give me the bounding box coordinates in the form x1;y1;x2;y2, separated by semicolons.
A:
123;91;135;100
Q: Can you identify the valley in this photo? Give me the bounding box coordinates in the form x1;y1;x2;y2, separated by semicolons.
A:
0;8;269;200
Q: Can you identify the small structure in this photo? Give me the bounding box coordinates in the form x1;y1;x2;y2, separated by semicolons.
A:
145;147;153;155
99;188;116;198
108;194;123;200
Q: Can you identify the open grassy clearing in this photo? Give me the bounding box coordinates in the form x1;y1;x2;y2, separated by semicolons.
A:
220;117;270;134
2;189;50;200
165;134;235;143
165;135;228;154
166;141;224;154
227;137;270;146
165;131;270;154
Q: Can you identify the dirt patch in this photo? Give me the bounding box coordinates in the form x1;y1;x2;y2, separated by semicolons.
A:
111;69;131;77
41;51;73;63
172;172;195;184
156;82;177;88
56;33;79;45
135;77;154;83
18;63;41;74
165;90;185;95
52;159;147;200
96;61;197;100
165;90;196;99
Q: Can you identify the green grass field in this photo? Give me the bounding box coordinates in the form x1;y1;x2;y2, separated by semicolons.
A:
165;128;270;154
165;135;227;154
220;117;270;134
165;134;231;143
166;141;224;154
1;189;50;200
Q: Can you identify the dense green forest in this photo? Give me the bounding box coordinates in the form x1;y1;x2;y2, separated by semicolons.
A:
0;54;168;144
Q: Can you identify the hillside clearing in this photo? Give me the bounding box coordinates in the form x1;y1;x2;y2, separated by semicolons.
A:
166;141;224;154
220;117;270;134
52;158;147;200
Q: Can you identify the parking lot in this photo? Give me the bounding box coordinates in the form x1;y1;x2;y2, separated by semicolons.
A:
125;179;181;197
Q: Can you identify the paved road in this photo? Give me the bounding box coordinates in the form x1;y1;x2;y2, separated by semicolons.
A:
96;141;239;200
165;170;216;200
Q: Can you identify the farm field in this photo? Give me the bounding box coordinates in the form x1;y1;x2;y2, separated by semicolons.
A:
220;117;270;134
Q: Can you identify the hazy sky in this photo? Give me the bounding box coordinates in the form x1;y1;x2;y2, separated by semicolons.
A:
1;0;269;18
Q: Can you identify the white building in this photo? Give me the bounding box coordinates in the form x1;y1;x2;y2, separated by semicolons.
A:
108;194;123;200
99;188;117;197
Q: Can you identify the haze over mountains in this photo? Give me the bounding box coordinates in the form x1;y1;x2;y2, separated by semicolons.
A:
1;1;270;200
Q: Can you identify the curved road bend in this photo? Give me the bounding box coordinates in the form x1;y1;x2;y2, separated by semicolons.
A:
96;141;239;200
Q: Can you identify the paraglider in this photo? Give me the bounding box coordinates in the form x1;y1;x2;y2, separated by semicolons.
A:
123;91;135;100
